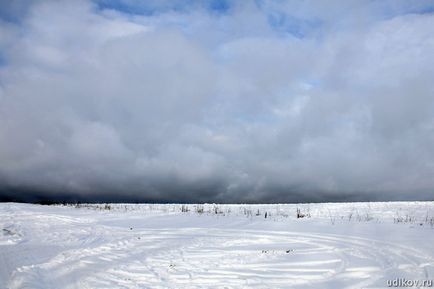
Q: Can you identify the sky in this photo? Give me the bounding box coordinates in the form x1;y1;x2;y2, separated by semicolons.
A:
0;0;434;203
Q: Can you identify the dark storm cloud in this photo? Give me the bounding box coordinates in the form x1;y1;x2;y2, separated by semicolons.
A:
1;0;434;203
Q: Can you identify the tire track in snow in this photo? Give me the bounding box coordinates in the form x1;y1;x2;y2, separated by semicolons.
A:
9;228;434;289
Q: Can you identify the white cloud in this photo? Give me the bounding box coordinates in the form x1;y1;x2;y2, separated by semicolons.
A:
0;0;434;202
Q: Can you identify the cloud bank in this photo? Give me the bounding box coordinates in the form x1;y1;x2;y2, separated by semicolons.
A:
1;0;434;203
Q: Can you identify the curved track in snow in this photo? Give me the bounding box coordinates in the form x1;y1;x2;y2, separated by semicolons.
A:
8;228;434;289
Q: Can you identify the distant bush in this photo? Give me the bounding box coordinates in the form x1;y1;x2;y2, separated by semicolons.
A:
296;208;310;218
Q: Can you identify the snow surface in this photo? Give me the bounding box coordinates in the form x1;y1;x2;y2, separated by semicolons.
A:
1;202;434;288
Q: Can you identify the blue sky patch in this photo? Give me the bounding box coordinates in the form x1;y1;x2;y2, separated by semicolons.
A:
268;13;322;39
95;0;231;16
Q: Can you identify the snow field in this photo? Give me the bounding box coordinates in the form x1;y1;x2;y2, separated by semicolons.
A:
1;202;434;288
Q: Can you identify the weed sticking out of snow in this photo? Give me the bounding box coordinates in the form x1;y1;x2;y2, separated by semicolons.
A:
64;201;434;227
